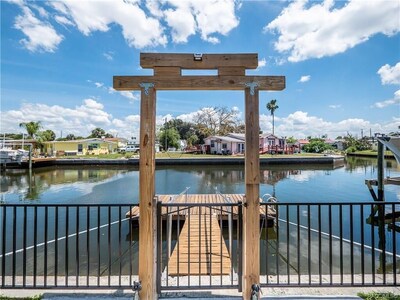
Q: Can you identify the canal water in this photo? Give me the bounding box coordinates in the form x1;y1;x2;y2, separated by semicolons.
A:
1;156;399;204
0;156;399;282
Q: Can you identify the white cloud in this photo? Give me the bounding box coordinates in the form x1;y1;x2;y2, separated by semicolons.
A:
372;90;400;108
107;86;139;102
50;0;167;49
298;75;311;83
94;82;104;88
54;15;74;27
1;99;113;137
265;0;400;62
258;58;267;68
149;0;239;44
377;62;400;85
10;0;239;51
164;6;196;43
120;91;139;102
329;104;341;109
13;6;63;52
260;110;399;138
103;51;114;61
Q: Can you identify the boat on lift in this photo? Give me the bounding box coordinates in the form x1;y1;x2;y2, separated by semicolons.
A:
378;136;400;164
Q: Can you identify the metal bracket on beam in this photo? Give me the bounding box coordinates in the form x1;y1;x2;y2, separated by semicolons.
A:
193;53;203;61
244;81;259;95
139;82;155;95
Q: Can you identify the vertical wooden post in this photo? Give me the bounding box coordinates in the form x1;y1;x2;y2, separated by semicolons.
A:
138;84;157;299
243;87;260;299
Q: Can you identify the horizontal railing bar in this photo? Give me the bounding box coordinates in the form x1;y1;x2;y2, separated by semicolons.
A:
278;218;400;258
261;283;399;288
0;204;139;208
160;285;239;290
261;201;399;206
160;203;239;207
1;201;397;207
0;285;136;290
0;218;130;258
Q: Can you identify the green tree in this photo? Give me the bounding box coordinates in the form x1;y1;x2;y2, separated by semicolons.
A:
39;129;56;141
266;99;279;135
286;136;297;144
303;138;333;153
19;121;42;138
88;128;113;138
66;134;76;140
158;128;180;150
187;134;199;147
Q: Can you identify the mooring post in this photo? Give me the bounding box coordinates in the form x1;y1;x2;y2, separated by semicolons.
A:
138;83;157;299
243;85;260;299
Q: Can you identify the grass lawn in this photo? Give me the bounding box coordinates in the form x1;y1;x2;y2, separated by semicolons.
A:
348;150;394;157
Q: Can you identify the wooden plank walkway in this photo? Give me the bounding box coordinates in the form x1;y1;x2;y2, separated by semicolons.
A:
167;214;231;276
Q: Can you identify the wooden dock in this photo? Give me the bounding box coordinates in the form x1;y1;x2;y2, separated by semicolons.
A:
125;193;276;222
125;193;276;276
167;214;231;276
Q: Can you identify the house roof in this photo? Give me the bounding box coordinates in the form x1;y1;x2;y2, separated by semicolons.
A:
297;139;309;144
205;135;245;143
45;138;117;145
260;133;279;139
227;133;245;140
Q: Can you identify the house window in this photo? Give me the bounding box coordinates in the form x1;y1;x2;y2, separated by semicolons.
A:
210;140;215;147
78;144;83;153
222;143;227;149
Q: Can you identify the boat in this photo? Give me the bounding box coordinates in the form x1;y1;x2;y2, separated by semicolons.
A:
378;136;400;164
0;147;28;168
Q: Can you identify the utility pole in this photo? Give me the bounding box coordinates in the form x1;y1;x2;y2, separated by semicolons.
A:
164;117;167;151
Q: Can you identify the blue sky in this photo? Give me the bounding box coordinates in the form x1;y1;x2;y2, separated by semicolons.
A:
1;0;399;140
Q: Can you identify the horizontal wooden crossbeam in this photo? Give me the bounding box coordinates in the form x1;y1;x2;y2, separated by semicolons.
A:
140;53;258;69
113;75;285;91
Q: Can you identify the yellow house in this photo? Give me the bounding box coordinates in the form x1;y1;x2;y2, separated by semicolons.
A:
44;138;118;156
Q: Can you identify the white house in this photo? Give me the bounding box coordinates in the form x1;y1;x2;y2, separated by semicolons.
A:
204;135;245;155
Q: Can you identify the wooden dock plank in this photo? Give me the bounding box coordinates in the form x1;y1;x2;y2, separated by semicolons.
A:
167;214;231;276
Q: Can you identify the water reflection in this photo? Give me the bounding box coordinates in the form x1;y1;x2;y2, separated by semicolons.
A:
1;167;134;202
0;157;398;204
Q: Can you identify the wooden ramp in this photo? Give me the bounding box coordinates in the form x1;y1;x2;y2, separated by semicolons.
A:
167;214;231;276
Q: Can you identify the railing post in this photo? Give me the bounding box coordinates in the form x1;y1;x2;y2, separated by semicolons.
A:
156;200;162;295
238;201;243;293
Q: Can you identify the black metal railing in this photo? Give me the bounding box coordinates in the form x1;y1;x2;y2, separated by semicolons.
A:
260;201;399;287
1;201;398;291
156;201;242;292
0;204;139;289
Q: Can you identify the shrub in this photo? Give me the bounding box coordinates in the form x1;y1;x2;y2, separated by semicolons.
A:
358;292;400;300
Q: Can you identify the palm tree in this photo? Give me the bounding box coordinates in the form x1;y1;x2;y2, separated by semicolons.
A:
19;121;42;139
266;99;279;135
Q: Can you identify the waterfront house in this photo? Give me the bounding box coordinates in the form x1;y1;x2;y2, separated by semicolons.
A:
44;138;118;156
295;139;310;151
104;137;128;149
204;135;245;154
